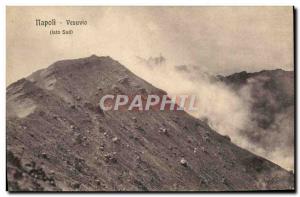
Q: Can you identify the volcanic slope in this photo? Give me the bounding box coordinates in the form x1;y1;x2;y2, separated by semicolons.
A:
7;55;294;191
219;69;294;170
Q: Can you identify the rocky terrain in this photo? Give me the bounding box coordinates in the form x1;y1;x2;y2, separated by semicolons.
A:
219;69;294;170
7;55;294;191
175;64;294;171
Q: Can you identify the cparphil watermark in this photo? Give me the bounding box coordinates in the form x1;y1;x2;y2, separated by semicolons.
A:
99;94;198;111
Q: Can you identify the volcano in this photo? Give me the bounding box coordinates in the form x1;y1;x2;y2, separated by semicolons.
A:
219;69;294;170
6;55;294;191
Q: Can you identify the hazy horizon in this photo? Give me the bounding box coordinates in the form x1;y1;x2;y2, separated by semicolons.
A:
7;6;293;85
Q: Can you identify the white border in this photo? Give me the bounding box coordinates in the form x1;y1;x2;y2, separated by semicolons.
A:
1;1;298;196
2;0;297;6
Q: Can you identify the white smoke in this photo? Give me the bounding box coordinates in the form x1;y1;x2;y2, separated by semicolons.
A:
124;56;293;171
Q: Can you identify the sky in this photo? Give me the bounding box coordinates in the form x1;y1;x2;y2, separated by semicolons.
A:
7;6;293;85
6;6;294;170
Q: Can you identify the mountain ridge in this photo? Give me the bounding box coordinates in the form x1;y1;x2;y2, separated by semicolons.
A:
7;55;294;191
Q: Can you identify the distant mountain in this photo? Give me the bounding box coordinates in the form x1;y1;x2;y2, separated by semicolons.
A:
219;69;294;170
175;64;294;170
7;56;293;191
